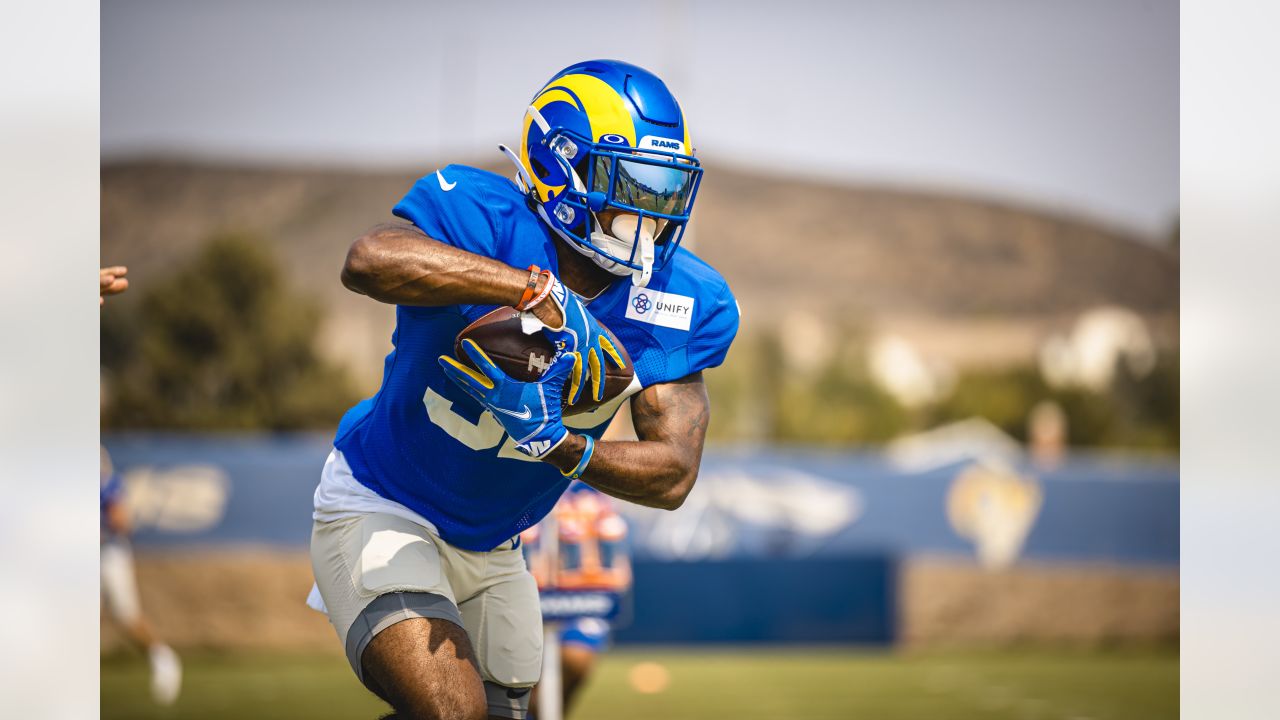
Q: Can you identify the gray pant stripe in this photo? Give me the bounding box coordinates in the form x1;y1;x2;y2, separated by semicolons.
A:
345;591;465;682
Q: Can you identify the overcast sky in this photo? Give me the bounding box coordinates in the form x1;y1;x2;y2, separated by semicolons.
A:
102;0;1178;237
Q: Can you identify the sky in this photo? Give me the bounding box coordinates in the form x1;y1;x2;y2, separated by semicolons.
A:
102;0;1178;237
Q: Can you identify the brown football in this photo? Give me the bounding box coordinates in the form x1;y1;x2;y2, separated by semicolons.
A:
454;307;635;416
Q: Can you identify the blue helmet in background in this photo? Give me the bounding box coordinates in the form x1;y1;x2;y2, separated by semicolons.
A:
500;60;702;287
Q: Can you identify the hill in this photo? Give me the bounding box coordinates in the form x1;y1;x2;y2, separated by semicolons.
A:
102;160;1178;386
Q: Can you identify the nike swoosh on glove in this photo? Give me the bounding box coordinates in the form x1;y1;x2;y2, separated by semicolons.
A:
439;339;577;458
542;274;627;405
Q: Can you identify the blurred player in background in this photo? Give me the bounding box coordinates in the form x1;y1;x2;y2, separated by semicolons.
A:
308;59;737;720
100;263;181;705
547;617;610;716
101;446;182;705
525;480;630;720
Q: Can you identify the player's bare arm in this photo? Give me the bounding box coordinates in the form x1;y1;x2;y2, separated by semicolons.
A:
347;220;627;404
341;222;565;328
544;373;709;511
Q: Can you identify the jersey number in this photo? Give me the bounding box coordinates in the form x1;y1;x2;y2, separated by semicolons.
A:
422;379;641;461
423;387;535;462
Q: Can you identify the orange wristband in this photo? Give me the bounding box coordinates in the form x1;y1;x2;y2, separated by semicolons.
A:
520;270;555;311
517;266;541;309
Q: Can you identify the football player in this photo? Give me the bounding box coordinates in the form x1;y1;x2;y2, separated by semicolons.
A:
309;59;738;720
101;446;182;705
99;270;182;704
529;617;612;720
526;479;629;720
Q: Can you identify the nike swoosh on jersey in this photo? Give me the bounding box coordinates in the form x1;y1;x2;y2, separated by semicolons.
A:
490;405;533;420
436;171;457;192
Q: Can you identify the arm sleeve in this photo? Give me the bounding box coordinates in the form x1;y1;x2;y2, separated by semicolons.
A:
684;283;741;373
391;167;502;257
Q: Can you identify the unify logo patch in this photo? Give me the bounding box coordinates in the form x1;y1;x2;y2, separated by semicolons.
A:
625;286;694;331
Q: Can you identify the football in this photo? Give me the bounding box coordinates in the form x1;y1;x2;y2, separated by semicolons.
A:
454;307;634;416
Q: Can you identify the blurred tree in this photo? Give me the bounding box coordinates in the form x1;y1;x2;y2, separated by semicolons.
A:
926;365;1047;441
1105;350;1179;448
705;327;1177;450
928;353;1179;449
736;329;909;446
101;234;359;430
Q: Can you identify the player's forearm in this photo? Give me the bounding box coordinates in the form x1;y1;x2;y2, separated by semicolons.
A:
342;223;538;312
545;374;710;510
545;433;699;510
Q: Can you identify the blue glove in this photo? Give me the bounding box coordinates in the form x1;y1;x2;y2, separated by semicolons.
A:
439;339;576;458
543;274;627;405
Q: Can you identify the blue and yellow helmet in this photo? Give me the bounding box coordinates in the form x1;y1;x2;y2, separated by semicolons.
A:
502;60;702;287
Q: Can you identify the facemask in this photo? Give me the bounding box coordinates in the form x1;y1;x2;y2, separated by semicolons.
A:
501;130;658;287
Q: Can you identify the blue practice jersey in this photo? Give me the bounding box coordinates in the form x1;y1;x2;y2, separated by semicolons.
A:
334;165;739;551
101;468;123;538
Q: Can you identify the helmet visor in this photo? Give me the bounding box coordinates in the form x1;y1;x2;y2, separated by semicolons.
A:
593;154;697;217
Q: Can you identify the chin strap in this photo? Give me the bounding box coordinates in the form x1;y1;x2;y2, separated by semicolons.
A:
632;232;654;287
606;215;656;287
497;144;533;195
527;104;551;134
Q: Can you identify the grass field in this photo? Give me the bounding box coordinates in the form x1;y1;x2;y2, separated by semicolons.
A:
102;647;1177;720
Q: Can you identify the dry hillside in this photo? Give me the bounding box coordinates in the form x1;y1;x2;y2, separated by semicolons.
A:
102;160;1178;385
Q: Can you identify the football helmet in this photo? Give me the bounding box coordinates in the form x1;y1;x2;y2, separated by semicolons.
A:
499;60;702;287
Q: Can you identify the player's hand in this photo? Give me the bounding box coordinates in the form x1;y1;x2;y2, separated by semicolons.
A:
538;274;626;405
100;266;129;306
438;339;576;458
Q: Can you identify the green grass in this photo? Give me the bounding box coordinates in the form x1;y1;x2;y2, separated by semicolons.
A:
103;647;1177;720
